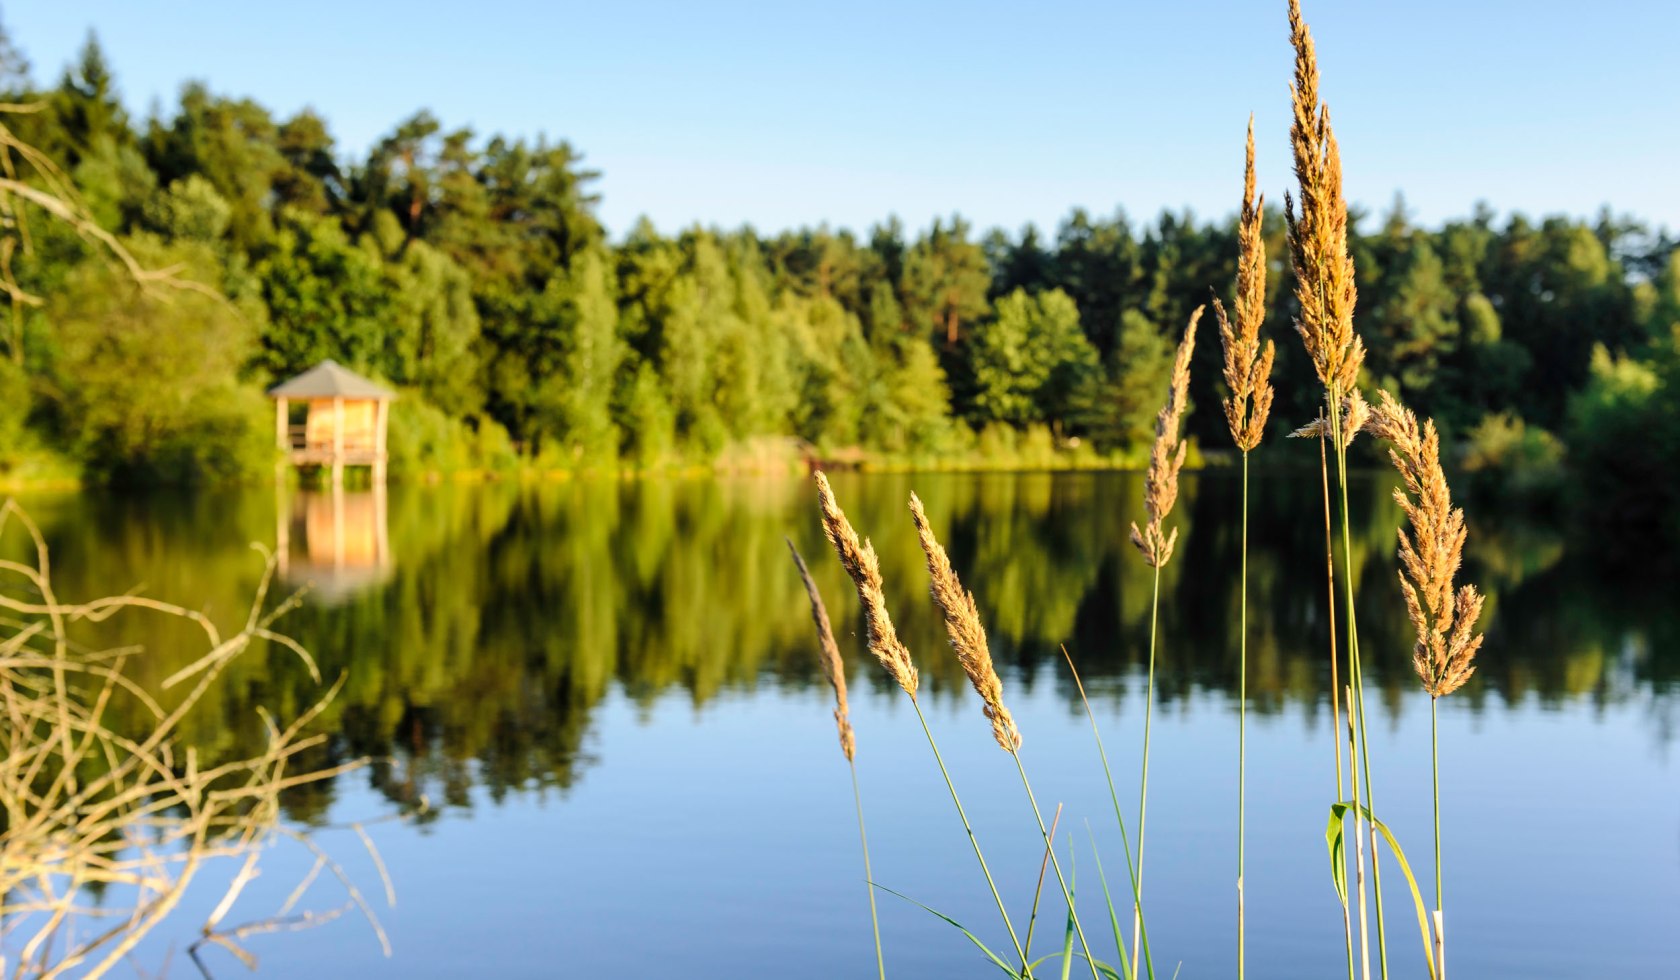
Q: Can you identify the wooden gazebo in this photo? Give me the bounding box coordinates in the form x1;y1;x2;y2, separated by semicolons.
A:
267;360;396;485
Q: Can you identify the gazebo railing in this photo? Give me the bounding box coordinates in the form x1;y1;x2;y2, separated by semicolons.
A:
285;425;378;453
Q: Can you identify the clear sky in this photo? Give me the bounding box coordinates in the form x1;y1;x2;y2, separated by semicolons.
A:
5;0;1676;240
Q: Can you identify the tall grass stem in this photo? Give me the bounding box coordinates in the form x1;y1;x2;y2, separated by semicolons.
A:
1319;423;1355;980
1131;563;1162;979
909;697;1029;973
850;761;886;980
1238;450;1249;980
1061;647;1152;979
1024;803;1065;960
1330;404;1390;979
1013;752;1103;980
1432;696;1444;979
1327;388;1374;980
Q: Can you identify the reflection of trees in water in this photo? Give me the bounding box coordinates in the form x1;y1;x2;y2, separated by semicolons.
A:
14;470;1677;816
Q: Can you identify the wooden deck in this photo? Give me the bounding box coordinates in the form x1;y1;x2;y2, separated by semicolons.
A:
284;428;384;464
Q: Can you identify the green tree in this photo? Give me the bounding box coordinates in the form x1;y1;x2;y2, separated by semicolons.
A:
50;33;128;166
1078;309;1174;451
537;248;621;461
967;287;1098;429
383;239;482;416
46;246;269;484
903;216;990;348
272;110;343;215
254;211;391;378
144;83;284;252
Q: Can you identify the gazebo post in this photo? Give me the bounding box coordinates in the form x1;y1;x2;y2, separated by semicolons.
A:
331;395;345;487
373;398;388;485
274;396;289;473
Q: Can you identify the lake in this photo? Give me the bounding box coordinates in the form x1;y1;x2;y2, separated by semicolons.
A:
4;469;1677;978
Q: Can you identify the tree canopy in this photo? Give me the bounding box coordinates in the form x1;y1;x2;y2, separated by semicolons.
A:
0;20;1673;540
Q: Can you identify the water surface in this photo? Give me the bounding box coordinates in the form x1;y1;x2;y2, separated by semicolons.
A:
5;470;1676;978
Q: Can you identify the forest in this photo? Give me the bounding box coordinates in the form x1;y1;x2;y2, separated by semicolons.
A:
0;28;1675;548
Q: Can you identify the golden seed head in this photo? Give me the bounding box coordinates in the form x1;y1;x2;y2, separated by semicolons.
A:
814;471;920;699
1131;306;1200;569
1286;0;1363;397
908;493;1021;752
1218;117;1275;454
786;538;856;762
1287;389;1368;448
1366;390;1485;698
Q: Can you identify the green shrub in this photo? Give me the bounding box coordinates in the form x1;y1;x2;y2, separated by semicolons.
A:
387;394;473;477
0;357;30;467
1565;340;1680;555
1460;412;1564;503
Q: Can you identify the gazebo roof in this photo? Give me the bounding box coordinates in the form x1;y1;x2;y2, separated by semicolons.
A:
267;360;397;401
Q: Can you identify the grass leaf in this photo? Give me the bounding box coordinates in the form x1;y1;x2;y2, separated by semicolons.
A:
1061;838;1077;980
874;883;1023;978
1328;802;1439;980
1087;825;1135;980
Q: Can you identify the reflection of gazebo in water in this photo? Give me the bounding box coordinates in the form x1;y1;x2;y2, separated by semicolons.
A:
267;360;396;485
275;485;393;603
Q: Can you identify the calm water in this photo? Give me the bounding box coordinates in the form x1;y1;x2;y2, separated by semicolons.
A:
5;470;1678;978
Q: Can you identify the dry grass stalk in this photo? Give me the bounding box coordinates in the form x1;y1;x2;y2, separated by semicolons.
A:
907;494;1020;752
1289;388;1370;448
1130;306;1202;569
1365;392;1485;697
814;472;919;698
0;108;223;365
1285;0;1363;395
0;499;388;978
786;538;856;762
1215;117;1275;453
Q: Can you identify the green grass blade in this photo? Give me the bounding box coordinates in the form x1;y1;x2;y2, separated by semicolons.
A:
1070;953;1125;980
1326;803;1350;908
1086;826;1135;980
874;883;1023;978
1060;840;1077;980
1062;649;1152;980
1329;802;1439;980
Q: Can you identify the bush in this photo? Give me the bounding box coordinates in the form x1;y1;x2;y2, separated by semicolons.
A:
1564;340;1680;557
47;252;273;486
387;394;472;477
0;357;30;466
1460;412;1564;504
387;392;518;478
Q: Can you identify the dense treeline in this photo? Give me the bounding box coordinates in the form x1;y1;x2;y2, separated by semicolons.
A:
0;30;1675;545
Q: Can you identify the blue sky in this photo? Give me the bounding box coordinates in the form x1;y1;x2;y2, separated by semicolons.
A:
5;0;1676;239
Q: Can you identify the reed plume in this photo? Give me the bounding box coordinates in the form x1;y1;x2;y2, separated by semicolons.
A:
1125;304;1200;979
1365;392;1485;699
810;472;1026;972
907;493;1103;980
1366;390;1484;980
1286;3;1385;976
1215;118;1275;454
908;493;1019;752
816;471;919;699
1214;115;1274;980
1290;388;1369;448
786;536;883;979
787;538;857;761
1286;0;1363;395
1129;306;1201;570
